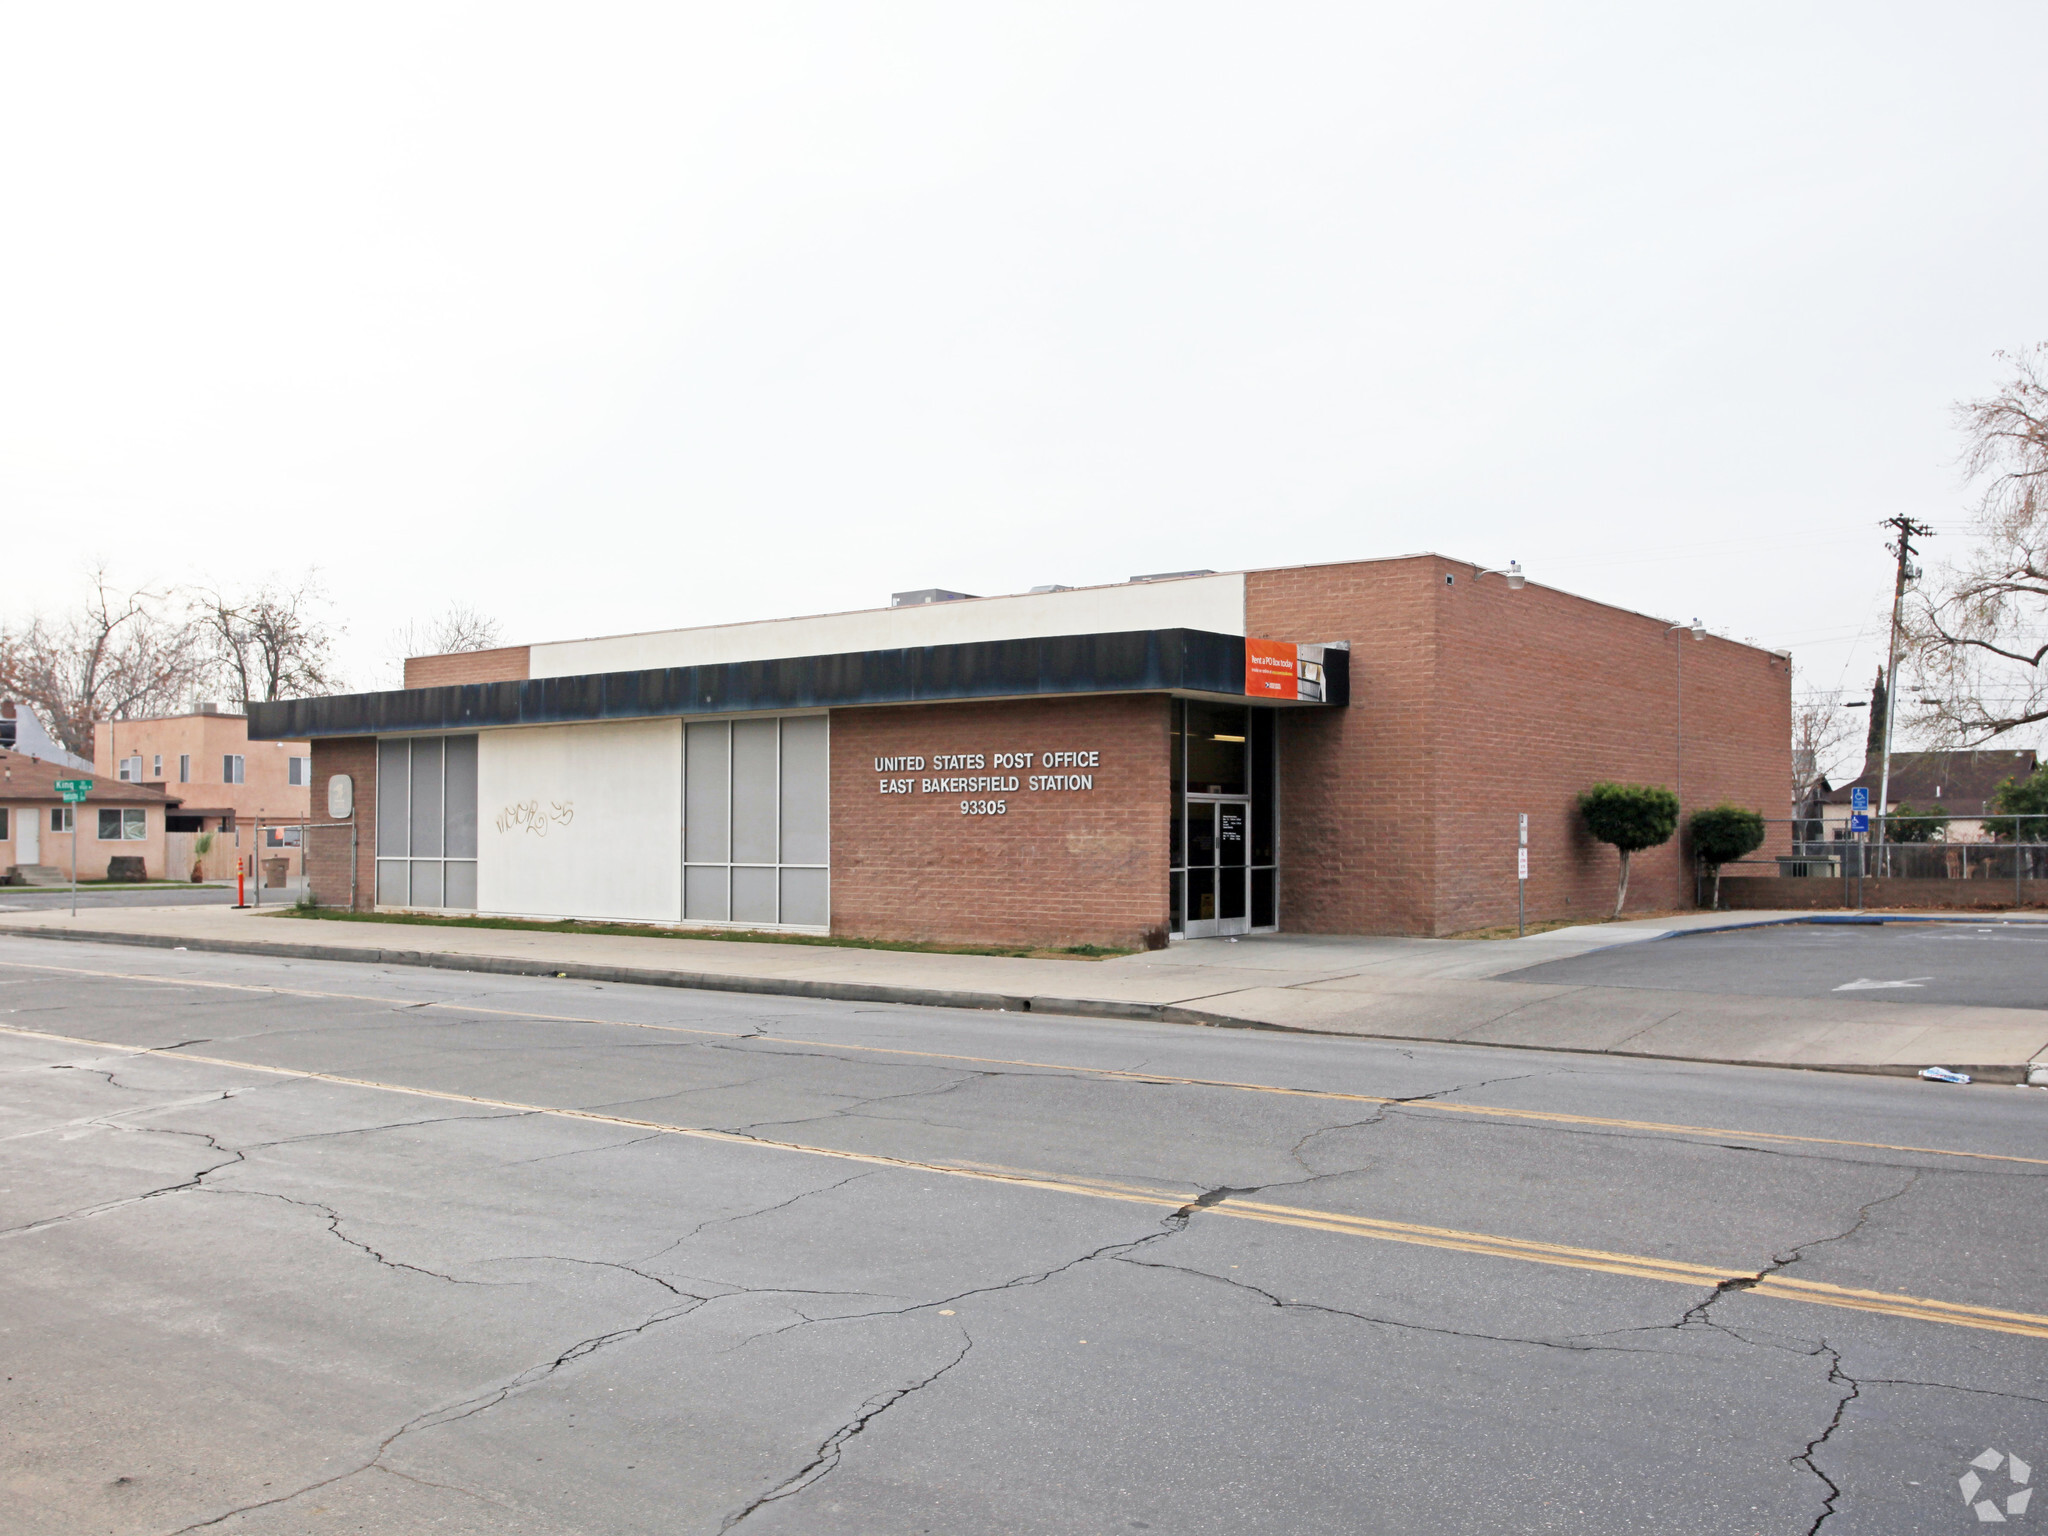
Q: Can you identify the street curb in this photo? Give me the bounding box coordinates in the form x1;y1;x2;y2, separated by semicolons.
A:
3;924;2037;1087
1664;912;2048;938
0;925;1038;1015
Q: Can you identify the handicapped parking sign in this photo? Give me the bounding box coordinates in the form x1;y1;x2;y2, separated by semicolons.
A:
1850;785;1869;833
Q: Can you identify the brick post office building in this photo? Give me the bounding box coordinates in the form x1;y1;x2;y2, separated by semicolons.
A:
251;556;1790;946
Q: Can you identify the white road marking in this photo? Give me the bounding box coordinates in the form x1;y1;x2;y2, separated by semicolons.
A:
1834;977;1934;991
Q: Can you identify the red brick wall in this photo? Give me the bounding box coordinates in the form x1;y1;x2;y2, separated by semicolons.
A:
306;737;376;910
829;696;1172;949
1248;556;1791;935
1429;568;1790;933
1255;560;1445;935
403;647;531;689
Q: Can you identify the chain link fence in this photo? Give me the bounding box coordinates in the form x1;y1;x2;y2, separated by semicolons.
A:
1708;817;2048;910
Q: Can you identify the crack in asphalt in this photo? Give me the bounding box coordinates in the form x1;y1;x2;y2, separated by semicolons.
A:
1265;1071;1543;1190
199;1187;523;1287
164;1291;717;1533
366;1461;518;1511
243;1110;536;1151
0;1087;240;1143
498;1128;668;1168
1651;1171;1922;1534
717;1336;975;1532
1674;1168;1923;1339
719;1069;994;1138
1382;1101;2047;1180
1855;1376;2048;1406
488;1253;718;1299
1113;1255;1689;1356
1793;1341;1857;1536
631;1171;880;1270
0;1133;248;1240
721;1184;1267;1355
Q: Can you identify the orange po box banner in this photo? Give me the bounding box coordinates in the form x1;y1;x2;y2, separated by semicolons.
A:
1244;638;1299;701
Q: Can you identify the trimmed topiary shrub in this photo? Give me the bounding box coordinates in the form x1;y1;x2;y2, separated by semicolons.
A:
1688;804;1766;909
1579;782;1680;917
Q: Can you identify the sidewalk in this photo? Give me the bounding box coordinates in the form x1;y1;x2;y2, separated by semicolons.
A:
2;903;2044;1083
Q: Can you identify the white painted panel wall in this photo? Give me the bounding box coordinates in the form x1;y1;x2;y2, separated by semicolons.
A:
477;720;680;922
528;573;1247;679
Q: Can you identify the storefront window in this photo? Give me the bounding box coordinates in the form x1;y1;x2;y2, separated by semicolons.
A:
683;714;829;928
376;735;479;908
1185;702;1249;795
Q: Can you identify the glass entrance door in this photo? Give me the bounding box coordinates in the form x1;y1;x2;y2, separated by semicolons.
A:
1183;797;1251;937
1168;699;1278;939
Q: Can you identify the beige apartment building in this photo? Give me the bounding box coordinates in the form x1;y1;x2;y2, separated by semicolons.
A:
93;707;313;881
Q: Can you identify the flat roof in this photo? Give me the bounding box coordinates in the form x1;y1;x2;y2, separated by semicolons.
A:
251;628;1347;741
420;551;1786;680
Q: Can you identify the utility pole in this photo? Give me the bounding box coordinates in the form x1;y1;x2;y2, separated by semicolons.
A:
1873;514;1935;854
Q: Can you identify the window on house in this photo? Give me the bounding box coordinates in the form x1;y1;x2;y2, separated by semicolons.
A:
118;755;143;781
51;808;73;833
98;808;147;840
152;755;163;778
179;755;191;783
0;809;8;840
264;826;303;848
223;755;245;784
287;755;311;787
375;735;479;910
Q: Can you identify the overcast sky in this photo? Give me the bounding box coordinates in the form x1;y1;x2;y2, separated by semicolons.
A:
4;3;2043;765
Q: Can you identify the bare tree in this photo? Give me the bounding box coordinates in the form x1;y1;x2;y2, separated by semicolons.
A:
0;569;205;756
385;603;504;686
1791;673;1860;804
1909;344;2048;742
189;575;345;705
420;603;501;655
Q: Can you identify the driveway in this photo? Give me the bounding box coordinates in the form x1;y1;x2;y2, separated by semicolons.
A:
1503;918;2048;1009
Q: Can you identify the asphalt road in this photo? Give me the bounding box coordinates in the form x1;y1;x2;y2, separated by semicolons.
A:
1505;919;2048;1009
3;937;2044;1536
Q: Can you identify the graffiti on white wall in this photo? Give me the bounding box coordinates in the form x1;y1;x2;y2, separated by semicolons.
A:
495;799;575;836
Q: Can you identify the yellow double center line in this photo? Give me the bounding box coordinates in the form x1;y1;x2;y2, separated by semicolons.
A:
7;1021;2046;1341
4;956;2043;1168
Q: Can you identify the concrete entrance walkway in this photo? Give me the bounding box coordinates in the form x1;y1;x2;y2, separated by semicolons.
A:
2;904;2044;1082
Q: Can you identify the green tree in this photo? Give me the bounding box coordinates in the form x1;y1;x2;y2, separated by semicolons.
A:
1687;804;1766;909
1579;783;1680;917
1985;766;2048;843
1885;803;1946;844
